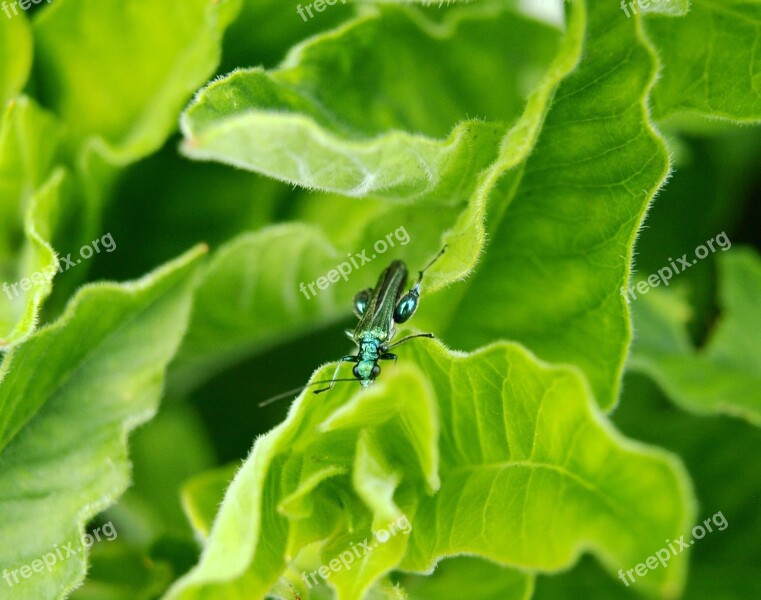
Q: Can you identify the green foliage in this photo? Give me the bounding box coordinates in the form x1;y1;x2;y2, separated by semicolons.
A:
32;0;241;160
0;98;62;348
630;248;761;425
168;343;692;600
0;248;203;599
647;0;761;122
0;0;759;599
0;14;32;106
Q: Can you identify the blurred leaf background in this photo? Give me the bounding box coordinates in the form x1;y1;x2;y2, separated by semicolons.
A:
0;0;759;599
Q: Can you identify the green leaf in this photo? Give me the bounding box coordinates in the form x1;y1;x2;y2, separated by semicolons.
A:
629;247;761;425
181;4;559;200
0;13;32;106
0;247;204;599
0;97;64;348
109;405;216;542
165;341;694;600
181;464;239;541
646;0;761;122
622;129;761;335
23;0;243;320
399;556;534;600
172;1;582;392
0;0;754;596
32;0;242;162
167;224;348;393
0;97;61;256
607;372;761;599
627;0;690;17
221;0;353;71
179;0;669;410
537;362;761;599
68;542;174;600
179;2;565;206
534;556;631;600
0;169;65;349
438;0;669;409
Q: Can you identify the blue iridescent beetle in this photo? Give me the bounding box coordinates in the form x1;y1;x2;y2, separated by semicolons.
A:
314;246;446;393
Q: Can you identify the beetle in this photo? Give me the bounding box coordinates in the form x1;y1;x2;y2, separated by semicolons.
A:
314;246;446;393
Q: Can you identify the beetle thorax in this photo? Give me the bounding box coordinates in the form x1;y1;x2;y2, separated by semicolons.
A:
355;328;388;347
358;338;380;361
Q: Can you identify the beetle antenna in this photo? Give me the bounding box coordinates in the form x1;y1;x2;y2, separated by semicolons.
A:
417;245;447;282
258;378;358;407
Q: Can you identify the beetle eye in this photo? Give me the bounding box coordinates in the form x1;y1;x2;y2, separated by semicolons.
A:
394;291;419;323
372;364;381;378
353;289;372;317
352;364;361;379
